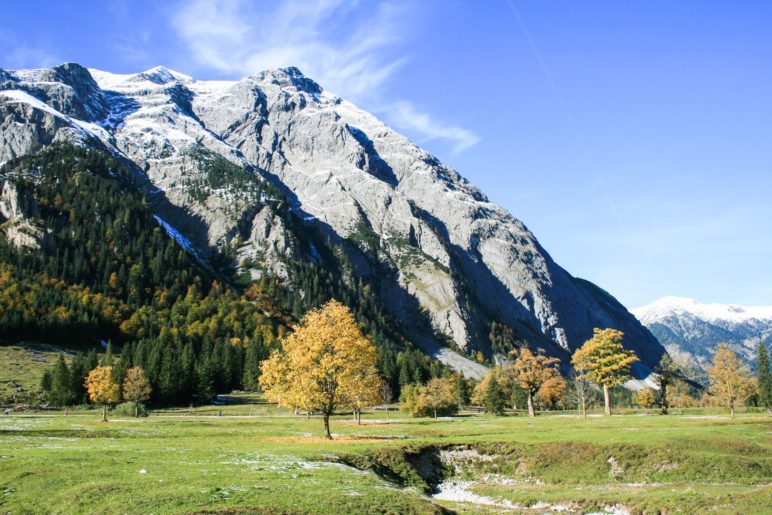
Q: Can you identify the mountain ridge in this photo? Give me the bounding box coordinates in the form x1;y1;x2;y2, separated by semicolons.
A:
0;62;665;380
633;296;772;382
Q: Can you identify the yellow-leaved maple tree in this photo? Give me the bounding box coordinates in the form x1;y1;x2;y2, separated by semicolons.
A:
707;344;757;418
572;328;639;416
122;367;152;417
85;366;120;421
537;374;567;410
635;387;656;408
259;299;380;439
349;371;383;425
514;347;562;417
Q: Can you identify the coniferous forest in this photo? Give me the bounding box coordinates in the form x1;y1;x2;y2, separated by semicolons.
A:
0;144;451;406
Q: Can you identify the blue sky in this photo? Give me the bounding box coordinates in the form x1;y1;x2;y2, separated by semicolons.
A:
2;0;771;308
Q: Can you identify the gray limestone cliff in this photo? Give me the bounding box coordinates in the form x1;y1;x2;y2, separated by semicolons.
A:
0;63;666;379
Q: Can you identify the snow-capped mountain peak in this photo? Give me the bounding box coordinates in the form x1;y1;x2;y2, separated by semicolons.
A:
0;62;668;380
633;296;772;382
633;296;772;325
132;66;192;85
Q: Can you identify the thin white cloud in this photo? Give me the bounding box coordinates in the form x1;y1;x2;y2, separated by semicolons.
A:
389;101;481;154
170;0;479;153
0;32;60;70
172;0;402;99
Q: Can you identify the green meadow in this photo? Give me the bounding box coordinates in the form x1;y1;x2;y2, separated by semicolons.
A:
0;396;769;514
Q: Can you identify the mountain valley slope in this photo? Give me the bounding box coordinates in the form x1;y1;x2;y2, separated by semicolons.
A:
0;63;666;378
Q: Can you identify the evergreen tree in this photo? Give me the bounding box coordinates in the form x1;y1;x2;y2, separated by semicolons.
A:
48;355;73;407
180;341;196;399
101;341;114;366
40;370;52;395
484;376;505;415
454;374;470;406
242;342;261;392
158;345;183;404
196;355;216;403
68;353;89;404
756;341;771;408
398;361;411;389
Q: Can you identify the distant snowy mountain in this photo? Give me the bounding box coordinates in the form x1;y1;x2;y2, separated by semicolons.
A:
633;296;772;382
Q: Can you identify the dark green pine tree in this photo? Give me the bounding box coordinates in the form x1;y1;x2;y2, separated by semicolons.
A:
68;353;90;405
158;345;183;404
242;342;261;392
757;341;772;408
398;360;411;390
48;354;73;407
180;341;196;399
196;357;216;403
227;343;244;391
429;360;444;379
454;374;470;406
85;349;99;374
196;340;217;402
40;370;52;395
484;376;505;416
112;342;132;388
101;341;114;367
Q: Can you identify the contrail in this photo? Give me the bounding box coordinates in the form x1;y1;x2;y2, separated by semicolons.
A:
504;0;627;234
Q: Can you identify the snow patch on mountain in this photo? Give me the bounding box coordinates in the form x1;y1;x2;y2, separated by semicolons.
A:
0;90;63;117
153;215;201;260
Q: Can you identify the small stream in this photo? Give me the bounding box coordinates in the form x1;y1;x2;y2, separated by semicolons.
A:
432;478;518;509
430;447;630;514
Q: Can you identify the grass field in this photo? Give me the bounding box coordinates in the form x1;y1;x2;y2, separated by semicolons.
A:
0;395;769;514
0;342;77;402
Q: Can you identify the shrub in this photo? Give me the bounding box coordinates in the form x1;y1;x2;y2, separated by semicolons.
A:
113;401;149;417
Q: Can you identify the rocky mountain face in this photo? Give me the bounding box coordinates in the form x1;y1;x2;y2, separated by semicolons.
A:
0;62;665;378
633;296;772;382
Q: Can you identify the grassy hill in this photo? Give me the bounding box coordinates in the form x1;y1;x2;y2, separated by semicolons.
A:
0;342;78;404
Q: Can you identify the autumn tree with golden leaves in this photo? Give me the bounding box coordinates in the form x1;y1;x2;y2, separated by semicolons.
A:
122;367;152;417
538;374;567;410
420;377;458;418
349;372;383;425
259;300;380;439
85;366;120;421
514;347;562;417
571;328;639;416
635;387;656;409
707;344;756;418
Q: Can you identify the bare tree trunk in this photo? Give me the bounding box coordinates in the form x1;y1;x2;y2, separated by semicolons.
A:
433;407;437;419
527;392;535;417
730;400;735;418
134;403;138;418
603;384;611;416
323;412;332;439
660;384;669;415
102;405;107;422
